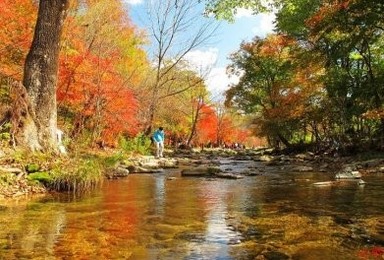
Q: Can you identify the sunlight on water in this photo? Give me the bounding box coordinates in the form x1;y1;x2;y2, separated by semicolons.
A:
1;160;384;259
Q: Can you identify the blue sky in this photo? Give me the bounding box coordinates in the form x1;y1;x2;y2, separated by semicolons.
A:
122;0;275;100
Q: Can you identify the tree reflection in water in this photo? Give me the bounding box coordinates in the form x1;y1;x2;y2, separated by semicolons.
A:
1;163;384;259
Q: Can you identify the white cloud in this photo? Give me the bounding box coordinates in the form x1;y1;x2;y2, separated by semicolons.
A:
183;49;240;100
252;13;275;37
206;67;239;100
232;7;276;38
183;48;218;72
122;0;143;5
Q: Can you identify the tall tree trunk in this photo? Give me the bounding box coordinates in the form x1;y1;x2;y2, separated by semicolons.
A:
16;0;68;151
187;101;203;146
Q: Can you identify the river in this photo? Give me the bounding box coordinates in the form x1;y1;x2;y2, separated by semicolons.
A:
1;158;384;259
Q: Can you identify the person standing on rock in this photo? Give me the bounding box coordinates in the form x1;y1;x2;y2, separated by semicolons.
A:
153;127;165;158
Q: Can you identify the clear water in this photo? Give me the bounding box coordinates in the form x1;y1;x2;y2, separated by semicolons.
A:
1;159;384;259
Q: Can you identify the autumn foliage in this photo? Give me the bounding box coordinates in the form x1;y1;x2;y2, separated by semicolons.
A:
57;0;147;146
224;0;384;152
0;0;36;79
0;0;261;150
196;104;218;145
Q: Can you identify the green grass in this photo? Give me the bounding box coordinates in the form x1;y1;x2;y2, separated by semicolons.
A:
26;171;52;185
49;157;104;193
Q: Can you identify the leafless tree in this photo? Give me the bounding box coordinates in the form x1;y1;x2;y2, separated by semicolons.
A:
141;0;219;135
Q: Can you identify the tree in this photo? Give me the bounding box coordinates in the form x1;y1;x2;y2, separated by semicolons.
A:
58;0;146;146
226;34;325;148
206;0;384;151
142;66;209;147
196;103;218;146
305;0;384;147
141;0;218;135
13;0;69;151
202;0;271;21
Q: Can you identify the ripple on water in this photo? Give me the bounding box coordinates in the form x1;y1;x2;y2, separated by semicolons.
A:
2;164;384;259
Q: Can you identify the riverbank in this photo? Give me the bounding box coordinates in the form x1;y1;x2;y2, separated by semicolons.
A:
1;147;384;200
0;147;109;200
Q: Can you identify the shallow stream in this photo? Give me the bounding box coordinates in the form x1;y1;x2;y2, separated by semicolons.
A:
1;158;384;259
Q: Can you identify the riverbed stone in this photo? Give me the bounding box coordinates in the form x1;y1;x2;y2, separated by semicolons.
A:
158;158;178;168
138;158;160;168
214;172;244;179
313;181;335;186
292;165;314;172
181;166;220;177
295;153;313;161
335;166;362;179
262;250;290;260
127;165;164;173
108;167;129;178
258;155;274;162
292;247;338;260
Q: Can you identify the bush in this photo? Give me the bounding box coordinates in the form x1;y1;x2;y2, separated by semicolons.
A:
50;158;103;193
118;133;151;155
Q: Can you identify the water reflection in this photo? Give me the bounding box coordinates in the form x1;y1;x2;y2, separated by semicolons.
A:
1;162;384;259
154;176;165;215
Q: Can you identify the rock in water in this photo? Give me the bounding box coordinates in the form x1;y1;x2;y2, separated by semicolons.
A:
336;166;362;179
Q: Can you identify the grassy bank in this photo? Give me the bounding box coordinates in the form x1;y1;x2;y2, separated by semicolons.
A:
0;135;153;199
0;148;125;199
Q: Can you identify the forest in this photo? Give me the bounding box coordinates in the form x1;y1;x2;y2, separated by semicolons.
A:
216;0;384;154
0;0;262;154
0;0;383;194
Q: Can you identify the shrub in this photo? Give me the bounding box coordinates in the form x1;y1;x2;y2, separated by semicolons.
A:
118;133;151;155
50;158;103;193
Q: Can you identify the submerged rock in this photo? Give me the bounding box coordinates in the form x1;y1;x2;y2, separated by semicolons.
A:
262;251;290;260
181;166;220;177
292;165;314;172
313;179;366;187
313;181;335;186
336;166;362;179
214;172;244;179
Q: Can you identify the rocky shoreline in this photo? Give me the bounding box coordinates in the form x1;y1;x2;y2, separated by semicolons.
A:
1;148;384;200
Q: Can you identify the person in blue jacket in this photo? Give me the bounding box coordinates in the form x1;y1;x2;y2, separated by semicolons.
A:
153;127;165;158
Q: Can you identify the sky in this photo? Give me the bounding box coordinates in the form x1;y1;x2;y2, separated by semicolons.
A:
122;0;275;100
